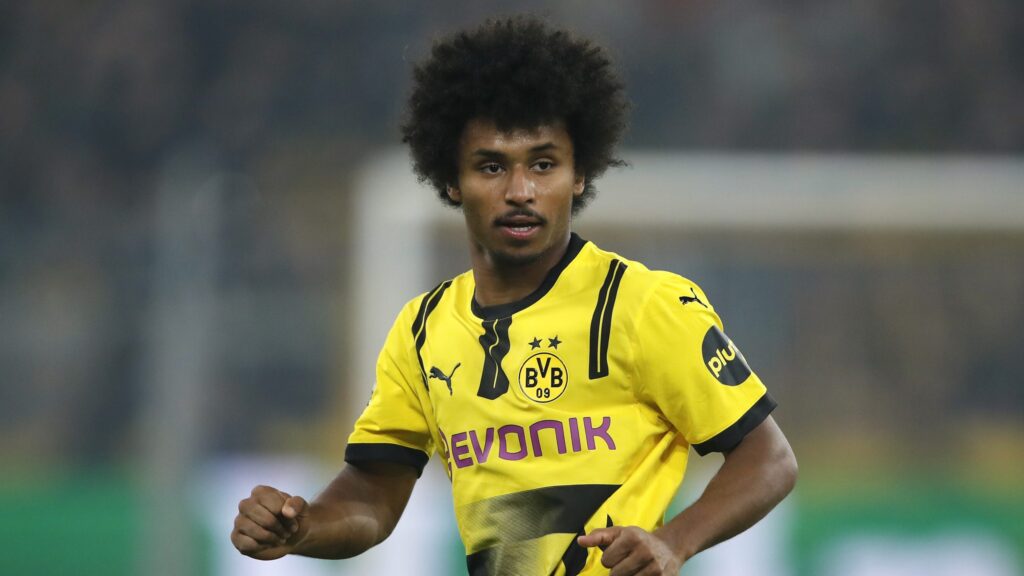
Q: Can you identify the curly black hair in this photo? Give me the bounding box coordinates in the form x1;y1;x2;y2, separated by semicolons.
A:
401;16;629;214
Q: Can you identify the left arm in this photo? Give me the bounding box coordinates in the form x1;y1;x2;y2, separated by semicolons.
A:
579;416;797;575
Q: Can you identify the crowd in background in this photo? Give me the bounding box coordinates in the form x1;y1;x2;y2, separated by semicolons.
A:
1;0;1022;465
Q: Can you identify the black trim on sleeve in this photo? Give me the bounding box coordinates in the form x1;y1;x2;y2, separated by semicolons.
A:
345;443;430;477
692;393;777;456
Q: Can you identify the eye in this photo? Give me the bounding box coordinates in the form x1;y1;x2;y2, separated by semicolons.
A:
533;160;555;171
480;163;503;175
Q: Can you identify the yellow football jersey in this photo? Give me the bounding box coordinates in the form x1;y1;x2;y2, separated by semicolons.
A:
346;234;775;575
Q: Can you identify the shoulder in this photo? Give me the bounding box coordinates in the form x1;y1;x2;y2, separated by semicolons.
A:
580;241;713;316
398;270;473;327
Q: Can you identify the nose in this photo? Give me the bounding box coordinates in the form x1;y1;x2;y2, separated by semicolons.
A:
504;164;535;205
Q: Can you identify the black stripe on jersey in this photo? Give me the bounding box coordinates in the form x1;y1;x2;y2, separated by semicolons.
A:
463;484;620;576
472;233;587;321
693;392;778;455
412;280;452;390
559;514;614;576
588;259;627;379
476;317;512;399
344;442;430;477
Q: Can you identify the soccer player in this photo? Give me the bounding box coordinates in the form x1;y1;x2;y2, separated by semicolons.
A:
231;17;797;576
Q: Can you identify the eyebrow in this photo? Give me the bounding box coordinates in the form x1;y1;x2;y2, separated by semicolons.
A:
471;142;560;158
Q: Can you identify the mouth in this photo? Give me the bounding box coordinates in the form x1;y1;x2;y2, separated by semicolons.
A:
495;212;544;236
495;213;544;240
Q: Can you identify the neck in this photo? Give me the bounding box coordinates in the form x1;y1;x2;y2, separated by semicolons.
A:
471;233;572;309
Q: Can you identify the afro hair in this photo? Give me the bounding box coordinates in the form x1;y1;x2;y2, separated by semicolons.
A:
401;16;629;214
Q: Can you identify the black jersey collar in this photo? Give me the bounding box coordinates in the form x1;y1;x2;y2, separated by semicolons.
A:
471;233;588;321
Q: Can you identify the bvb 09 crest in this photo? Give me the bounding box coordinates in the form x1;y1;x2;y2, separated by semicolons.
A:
518;352;568;403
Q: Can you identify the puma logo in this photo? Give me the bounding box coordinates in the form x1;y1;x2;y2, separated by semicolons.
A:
678;287;707;308
429;363;461;395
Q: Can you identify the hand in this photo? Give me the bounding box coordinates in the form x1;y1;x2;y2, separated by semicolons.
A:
578;526;683;576
231;485;309;560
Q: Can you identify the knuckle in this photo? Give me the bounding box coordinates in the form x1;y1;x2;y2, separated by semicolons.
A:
231;532;253;552
242;524;272;542
252;514;275;531
247;507;268;523
252;484;275;497
238;541;259;554
255;506;277;521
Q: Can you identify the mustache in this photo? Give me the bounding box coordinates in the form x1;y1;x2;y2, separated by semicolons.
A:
494;208;546;225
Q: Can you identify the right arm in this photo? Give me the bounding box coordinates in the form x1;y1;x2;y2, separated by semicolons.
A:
233;299;431;560
231;460;418;560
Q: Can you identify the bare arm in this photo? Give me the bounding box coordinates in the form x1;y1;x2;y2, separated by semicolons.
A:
658;415;798;561
231;461;418;561
579;416;797;574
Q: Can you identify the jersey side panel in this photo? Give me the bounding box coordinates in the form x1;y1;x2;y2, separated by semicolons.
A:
345;292;438;475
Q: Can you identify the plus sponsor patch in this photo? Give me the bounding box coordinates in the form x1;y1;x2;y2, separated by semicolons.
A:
701;325;751;386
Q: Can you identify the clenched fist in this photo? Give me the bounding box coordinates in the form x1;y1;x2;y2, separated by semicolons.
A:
231;485;309;560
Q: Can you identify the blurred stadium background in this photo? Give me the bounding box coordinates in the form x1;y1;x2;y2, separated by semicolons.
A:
1;2;1022;575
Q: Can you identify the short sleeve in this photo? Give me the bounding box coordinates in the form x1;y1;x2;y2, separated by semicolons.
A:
634;275;776;455
345;301;434;476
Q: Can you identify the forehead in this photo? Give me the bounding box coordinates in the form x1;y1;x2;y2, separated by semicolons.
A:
458;118;573;156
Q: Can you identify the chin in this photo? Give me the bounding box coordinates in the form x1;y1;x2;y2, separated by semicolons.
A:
490;246;545;267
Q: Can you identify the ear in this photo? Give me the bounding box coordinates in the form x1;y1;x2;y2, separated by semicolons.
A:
447;184;462;203
573;174;586;198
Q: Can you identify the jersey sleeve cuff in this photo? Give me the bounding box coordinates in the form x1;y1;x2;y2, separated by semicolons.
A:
345;442;430;477
692;392;777;456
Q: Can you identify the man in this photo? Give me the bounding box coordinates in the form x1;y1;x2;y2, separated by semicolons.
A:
232;17;797;575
